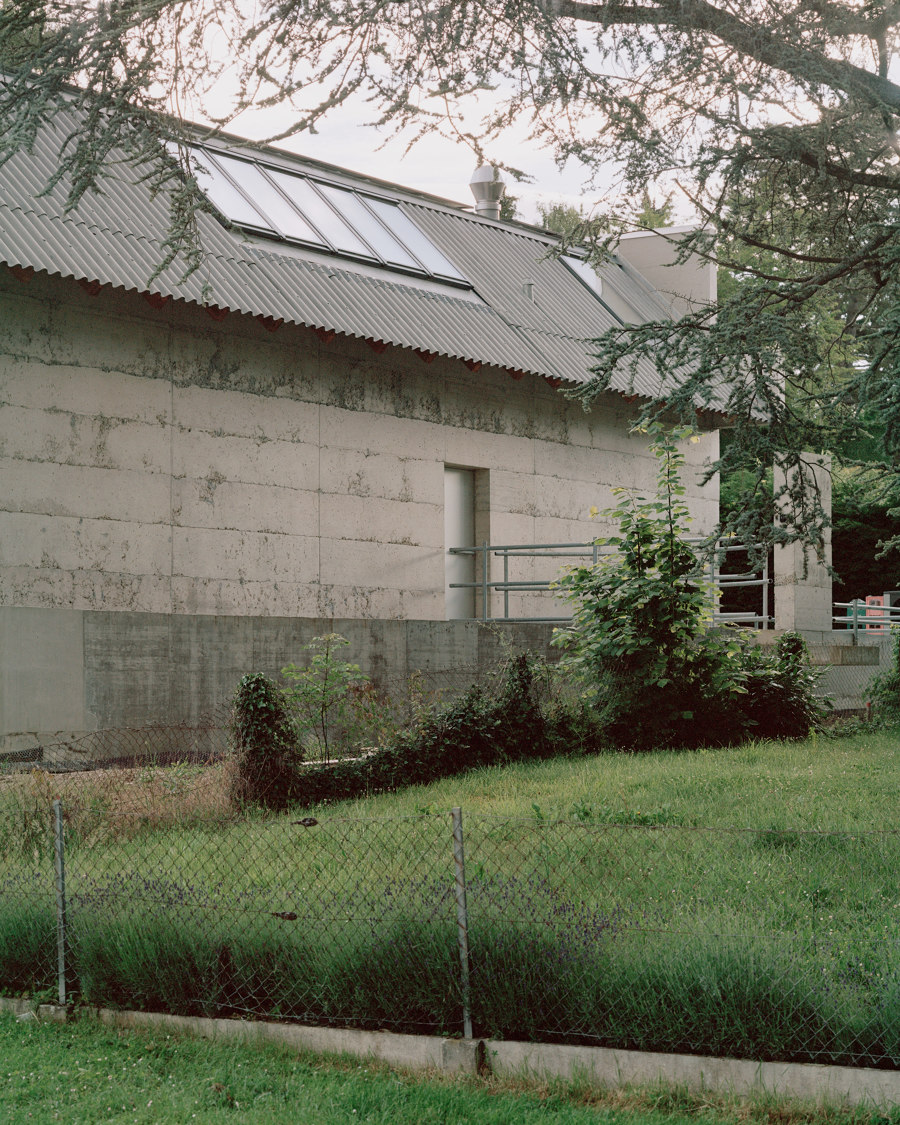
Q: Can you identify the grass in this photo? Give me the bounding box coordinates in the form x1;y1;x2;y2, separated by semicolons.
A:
2;724;897;834
3;1011;899;1125
339;725;900;830
1;726;899;1066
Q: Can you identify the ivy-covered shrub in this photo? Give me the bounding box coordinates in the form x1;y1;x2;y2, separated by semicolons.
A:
230;673;304;809
739;631;829;740
292;654;594;806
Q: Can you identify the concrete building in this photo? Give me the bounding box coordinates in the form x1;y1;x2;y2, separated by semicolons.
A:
0;120;723;753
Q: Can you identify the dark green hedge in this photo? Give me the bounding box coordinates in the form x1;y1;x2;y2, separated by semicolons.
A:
292;655;592;807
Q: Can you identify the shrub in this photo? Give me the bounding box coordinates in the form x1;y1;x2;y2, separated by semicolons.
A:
230;673;303;810
552;424;750;750
280;634;371;761
552;425;828;749
739;630;829;740
292;653;584;806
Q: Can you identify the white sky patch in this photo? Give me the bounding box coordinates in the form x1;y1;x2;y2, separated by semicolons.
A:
199;93;616;223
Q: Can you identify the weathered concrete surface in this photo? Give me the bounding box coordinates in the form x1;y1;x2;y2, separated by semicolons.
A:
488;1039;900;1109
0;609;557;751
0;269;719;623
7;1000;896;1110
0;607;92;739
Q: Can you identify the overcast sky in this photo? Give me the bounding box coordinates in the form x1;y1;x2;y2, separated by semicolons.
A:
217;95;620;225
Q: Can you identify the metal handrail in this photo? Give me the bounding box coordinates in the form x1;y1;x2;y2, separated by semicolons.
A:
833;601;900;644
448;540;772;627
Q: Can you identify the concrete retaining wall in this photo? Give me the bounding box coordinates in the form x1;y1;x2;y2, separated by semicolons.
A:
3;999;896;1110
0;609;557;752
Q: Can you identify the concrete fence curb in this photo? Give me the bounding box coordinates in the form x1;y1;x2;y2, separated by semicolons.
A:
3;997;898;1109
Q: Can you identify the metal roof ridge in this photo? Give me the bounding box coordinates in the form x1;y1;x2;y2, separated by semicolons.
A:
403;197;572;247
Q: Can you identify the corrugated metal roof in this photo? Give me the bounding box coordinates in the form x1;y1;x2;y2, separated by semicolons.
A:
408;205;670;398
0;114;688;401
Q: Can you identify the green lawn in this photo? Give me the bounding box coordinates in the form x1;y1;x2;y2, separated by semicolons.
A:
333;726;900;830
1;1011;894;1125
1;726;899;1068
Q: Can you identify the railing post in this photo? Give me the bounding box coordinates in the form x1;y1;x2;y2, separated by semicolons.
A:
52;799;67;1007
481;542;489;622
503;549;509;621
451;807;473;1039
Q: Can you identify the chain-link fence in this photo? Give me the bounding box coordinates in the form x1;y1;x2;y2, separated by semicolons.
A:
820;663;882;713
2;796;898;1069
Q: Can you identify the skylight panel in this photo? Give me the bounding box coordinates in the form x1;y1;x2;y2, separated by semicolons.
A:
190;143;471;286
317;184;420;270
210;156;327;246
563;255;604;297
192;154;271;231
267;172;375;259
367;199;466;282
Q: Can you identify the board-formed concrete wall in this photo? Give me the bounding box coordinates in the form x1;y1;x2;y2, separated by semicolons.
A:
0;610;561;753
0;268;720;748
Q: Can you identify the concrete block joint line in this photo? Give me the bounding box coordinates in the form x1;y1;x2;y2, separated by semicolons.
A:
1;999;897;1110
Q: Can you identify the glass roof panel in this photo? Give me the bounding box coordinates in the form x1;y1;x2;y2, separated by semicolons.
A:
318;184;420;270
191;144;471;285
267;172;375;258
563;255;604;297
367;199;466;281
193;154;272;231
211;157;327;245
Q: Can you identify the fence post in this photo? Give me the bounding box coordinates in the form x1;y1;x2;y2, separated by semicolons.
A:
51;799;67;1007
451;807;473;1039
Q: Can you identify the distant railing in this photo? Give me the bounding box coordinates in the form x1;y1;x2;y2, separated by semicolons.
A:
449;541;772;627
834;600;900;643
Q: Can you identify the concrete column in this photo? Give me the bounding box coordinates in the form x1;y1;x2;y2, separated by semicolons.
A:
773;455;832;633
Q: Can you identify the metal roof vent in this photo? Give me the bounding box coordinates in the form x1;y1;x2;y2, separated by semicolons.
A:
469;165;506;220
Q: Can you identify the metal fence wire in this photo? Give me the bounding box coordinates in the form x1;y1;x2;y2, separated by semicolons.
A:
1;796;899;1070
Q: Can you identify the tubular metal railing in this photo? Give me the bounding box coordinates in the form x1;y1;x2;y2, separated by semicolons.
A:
449;541;772;627
834;600;900;643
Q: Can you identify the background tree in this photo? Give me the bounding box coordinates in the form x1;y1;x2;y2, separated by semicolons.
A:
538;201;588;240
497;192;520;222
634;189;675;230
4;0;900;547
